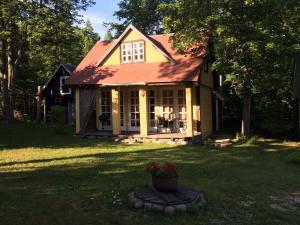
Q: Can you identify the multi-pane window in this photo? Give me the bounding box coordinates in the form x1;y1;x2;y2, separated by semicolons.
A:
148;90;156;128
162;89;174;120
133;41;144;62
60;76;71;95
121;43;132;63
100;90;111;127
121;41;144;63
130;90;140;127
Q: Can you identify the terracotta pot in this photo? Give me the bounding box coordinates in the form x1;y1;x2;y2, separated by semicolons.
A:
152;175;178;192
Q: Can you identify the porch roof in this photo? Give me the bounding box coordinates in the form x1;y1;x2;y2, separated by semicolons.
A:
66;34;204;86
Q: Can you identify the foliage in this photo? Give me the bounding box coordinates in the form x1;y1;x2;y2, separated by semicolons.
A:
103;31;113;41
48;105;65;124
0;123;300;224
160;0;300;137
105;0;175;36
0;0;97;122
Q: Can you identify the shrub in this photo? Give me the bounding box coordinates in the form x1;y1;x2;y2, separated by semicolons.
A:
48;106;66;124
48;106;67;134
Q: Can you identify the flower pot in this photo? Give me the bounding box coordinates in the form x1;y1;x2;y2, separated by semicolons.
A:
152;175;178;192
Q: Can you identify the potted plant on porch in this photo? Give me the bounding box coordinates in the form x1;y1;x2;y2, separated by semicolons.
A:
144;162;178;192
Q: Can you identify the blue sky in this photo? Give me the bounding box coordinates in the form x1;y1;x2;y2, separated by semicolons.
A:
79;0;121;38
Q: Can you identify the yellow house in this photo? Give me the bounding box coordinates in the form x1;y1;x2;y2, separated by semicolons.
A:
66;25;222;142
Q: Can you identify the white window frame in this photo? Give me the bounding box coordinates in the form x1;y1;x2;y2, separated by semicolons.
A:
133;41;144;62
121;41;145;63
121;42;133;63
60;76;71;95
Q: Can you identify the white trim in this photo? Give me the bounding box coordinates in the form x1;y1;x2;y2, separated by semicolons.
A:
95;24;176;67
60;76;71;95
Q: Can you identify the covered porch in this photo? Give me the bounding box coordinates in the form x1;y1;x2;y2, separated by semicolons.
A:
75;83;201;139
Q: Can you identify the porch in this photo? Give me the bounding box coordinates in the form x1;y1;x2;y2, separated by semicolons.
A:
80;131;202;144
76;84;202;139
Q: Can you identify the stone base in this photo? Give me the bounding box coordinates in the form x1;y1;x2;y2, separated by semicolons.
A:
128;184;205;215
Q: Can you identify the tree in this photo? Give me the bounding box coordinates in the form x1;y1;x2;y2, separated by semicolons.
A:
0;0;95;122
161;0;300;137
105;0;175;36
103;31;113;41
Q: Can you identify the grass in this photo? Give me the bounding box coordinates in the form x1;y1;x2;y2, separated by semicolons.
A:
0;123;300;225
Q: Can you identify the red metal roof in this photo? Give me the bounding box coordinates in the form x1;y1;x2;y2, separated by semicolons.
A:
66;34;204;86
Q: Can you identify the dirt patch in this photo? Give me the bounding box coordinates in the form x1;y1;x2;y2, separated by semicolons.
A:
269;192;300;212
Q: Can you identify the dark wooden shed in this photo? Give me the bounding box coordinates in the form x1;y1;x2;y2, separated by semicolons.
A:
38;63;75;124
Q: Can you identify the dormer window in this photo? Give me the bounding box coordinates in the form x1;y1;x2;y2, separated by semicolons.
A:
60;76;71;95
121;41;144;63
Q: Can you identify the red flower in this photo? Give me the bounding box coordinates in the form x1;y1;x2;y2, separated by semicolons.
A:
163;164;169;172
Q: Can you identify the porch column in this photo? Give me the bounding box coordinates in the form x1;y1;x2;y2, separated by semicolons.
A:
186;86;194;137
75;88;80;134
139;87;148;136
111;88;121;135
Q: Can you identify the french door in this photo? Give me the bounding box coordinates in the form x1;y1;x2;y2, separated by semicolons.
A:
99;90;111;130
161;88;187;132
129;90;140;131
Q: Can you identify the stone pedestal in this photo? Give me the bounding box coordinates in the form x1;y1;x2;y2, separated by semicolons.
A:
128;184;205;215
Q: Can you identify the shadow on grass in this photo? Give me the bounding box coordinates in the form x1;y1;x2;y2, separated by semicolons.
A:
0;130;300;225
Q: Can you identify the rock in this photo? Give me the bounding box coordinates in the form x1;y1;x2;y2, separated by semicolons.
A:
175;204;187;213
151;204;164;212
164;206;175;215
144;203;152;210
134;200;144;209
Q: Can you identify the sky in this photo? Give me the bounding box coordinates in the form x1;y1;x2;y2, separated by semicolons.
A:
79;0;121;39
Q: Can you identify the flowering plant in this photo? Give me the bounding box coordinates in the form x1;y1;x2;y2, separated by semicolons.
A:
144;162;177;178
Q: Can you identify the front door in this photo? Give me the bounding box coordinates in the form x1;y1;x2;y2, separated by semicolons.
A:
99;90;112;130
128;90;140;131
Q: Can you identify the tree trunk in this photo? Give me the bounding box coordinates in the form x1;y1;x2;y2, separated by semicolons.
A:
241;67;251;137
0;39;13;123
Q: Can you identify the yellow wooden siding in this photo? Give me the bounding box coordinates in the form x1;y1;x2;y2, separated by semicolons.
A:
200;63;214;88
102;29;169;66
111;88;121;135
185;87;194;137
139;87;149;135
200;86;213;138
192;86;199;133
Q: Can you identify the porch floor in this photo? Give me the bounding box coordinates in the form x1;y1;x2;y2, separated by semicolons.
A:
80;130;202;144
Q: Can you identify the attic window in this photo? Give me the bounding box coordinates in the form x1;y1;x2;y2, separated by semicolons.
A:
60;76;71;95
121;41;144;63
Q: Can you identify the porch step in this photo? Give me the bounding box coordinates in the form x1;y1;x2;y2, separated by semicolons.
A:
75;132;202;145
213;135;233;148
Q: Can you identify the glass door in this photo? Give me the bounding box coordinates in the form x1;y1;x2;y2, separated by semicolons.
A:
148;89;156;132
99;90;111;130
129;90;140;131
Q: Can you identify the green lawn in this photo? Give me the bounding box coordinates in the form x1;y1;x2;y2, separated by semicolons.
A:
0;123;299;225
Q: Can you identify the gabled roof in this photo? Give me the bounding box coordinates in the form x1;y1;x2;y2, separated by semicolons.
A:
66;25;205;86
95;24;175;66
42;63;75;94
